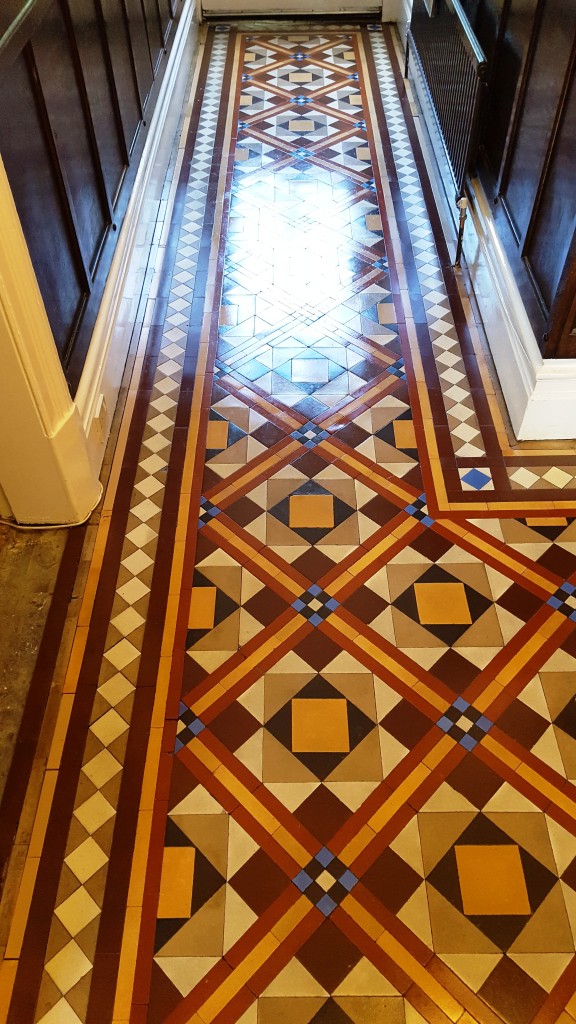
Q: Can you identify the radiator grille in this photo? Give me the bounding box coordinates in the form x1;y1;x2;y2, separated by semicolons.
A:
406;0;487;198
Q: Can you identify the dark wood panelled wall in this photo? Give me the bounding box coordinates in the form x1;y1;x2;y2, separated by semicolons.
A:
461;0;576;357
0;0;182;392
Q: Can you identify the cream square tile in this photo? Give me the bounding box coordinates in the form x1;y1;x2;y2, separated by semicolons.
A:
132;498;161;523
90;709;129;746
36;997;83;1023
121;550;154;576
116;577;150;605
104;639;140;670
126;524;157;549
151;395;178;414
45;940;92;994
138;453;167;475
111;607;145;637
65;837;108;884
83;748;122;788
74;792;115;834
142;434;171;454
135;476;164;499
98;673;134;707
55;887;100;936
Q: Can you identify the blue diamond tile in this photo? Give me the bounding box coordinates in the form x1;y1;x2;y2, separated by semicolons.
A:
317;894;338;917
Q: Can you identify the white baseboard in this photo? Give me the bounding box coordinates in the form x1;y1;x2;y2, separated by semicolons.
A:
75;0;195;473
383;0;411;25
466;185;576;441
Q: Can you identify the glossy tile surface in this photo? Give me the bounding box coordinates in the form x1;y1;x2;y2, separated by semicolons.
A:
3;21;576;1024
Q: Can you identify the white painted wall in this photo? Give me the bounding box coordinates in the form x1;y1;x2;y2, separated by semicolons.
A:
0;159;102;525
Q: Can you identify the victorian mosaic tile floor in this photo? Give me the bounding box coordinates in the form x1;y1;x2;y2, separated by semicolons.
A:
3;20;576;1024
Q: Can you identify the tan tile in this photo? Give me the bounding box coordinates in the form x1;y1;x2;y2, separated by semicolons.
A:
289;120;314;132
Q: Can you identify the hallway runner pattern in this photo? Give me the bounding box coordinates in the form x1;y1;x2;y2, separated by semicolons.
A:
4;22;576;1024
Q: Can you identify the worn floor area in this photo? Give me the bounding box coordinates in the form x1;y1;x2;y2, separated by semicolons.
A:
2;21;576;1024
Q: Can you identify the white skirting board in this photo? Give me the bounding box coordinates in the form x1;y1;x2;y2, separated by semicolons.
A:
404;37;576;443
383;0;412;28
75;0;195;472
465;185;576;441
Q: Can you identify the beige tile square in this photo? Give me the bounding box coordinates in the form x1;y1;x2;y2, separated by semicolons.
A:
377;302;396;324
45;940;92;994
104;639;140;670
65;838;108;884
98;673;134;707
111;607;145;637
289;72;313;82
116;577;150;605
289;120;315;133
55;887;100;936
349;94;362;105
366;214;382;232
356;147;371;160
74;792;115;835
90;709;128;746
83;749;121;788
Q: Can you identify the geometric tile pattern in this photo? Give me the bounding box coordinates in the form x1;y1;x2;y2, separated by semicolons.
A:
5;21;576;1024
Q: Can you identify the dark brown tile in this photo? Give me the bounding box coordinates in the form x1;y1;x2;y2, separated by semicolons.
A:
446;752;504;808
209;702;260;752
229;848;290;916
380;700;433;748
296;918;363;993
431;649;481;693
479;957;547;1024
497;700;549;749
294;786;351;845
360;847;421;913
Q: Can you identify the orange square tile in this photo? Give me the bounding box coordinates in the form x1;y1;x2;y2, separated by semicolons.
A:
206;420;229;449
377;302;396;323
366;214;382;231
456;844;530;915
289;494;334;529
158;847;195;918
414;582;471;625
189;587;217;630
393;420;417;449
292;698;349;752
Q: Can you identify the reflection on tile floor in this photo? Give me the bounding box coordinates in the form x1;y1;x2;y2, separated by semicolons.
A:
4;20;576;1024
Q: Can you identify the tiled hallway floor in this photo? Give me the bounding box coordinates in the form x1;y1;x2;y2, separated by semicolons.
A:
4;20;576;1024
